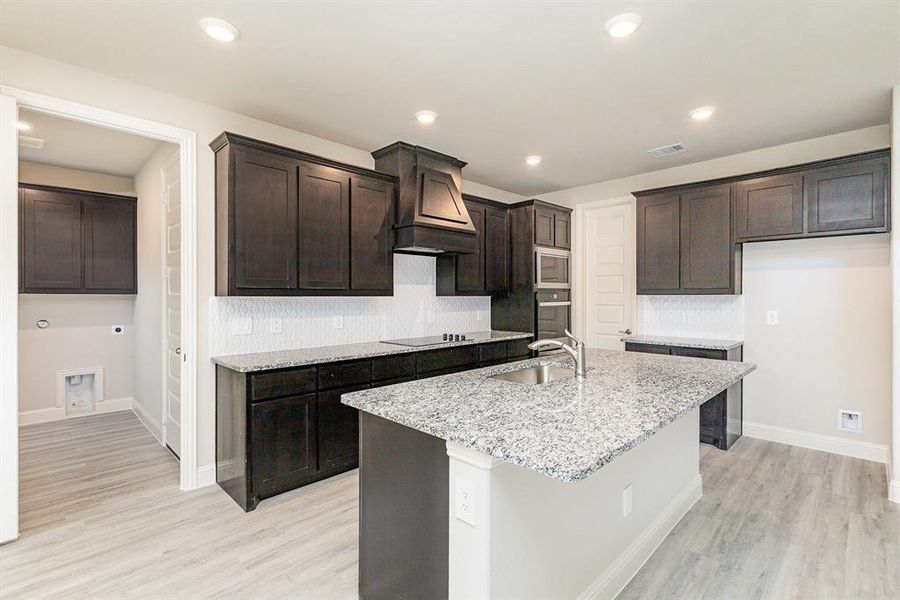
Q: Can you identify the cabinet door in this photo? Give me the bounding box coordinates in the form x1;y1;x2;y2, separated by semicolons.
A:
82;197;137;292
232;147;299;291
534;206;556;246
806;156;888;234
350;175;394;293
484;206;509;294
19;187;82;291
456;202;485;293
636;193;680;293
298;163;350;290
734;173;803;240
680;185;734;292
251;394;317;495
553;211;571;249
318;385;366;472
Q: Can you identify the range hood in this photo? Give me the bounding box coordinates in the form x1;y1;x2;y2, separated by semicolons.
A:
372;142;477;255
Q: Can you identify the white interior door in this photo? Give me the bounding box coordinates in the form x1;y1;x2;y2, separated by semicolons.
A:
163;154;182;458
582;202;634;350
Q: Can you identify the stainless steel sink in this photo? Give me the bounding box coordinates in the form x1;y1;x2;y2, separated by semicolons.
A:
490;365;576;385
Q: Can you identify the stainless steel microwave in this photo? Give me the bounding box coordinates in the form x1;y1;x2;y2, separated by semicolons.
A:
535;247;570;289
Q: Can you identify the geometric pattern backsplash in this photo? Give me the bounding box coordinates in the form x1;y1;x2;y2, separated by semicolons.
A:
209;254;491;356
636;294;744;340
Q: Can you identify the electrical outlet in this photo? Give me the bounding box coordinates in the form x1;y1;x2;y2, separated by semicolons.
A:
622;484;633;517
838;409;862;433
682;312;692;324
230;318;252;336
455;477;477;526
477;310;484;322
111;325;125;336
332;315;344;330
268;318;282;334
766;310;779;326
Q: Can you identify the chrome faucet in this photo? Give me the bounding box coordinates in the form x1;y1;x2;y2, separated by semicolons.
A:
528;329;587;379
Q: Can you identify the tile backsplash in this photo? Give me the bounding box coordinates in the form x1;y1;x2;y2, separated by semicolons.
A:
209;254;491;356
636;295;744;339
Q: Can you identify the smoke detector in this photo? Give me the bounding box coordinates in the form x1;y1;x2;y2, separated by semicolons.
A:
646;143;687;158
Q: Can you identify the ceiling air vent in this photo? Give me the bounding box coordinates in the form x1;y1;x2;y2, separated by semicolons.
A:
646;143;687;158
18;136;45;150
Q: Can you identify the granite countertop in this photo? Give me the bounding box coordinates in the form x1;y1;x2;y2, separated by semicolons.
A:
211;330;533;372
343;349;755;482
622;334;743;351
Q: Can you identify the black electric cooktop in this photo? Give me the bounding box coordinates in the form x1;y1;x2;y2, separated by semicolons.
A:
382;333;475;347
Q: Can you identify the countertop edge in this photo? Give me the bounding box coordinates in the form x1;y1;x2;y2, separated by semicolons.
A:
622;335;744;351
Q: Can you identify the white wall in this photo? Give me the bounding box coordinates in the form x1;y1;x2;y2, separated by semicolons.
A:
0;45;521;474
19;161;135;195
132;143;178;435
17;163;138;415
743;235;891;447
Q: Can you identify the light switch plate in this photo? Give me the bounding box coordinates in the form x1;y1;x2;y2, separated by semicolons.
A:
766;310;779;326
332;315;344;330
230;318;252;336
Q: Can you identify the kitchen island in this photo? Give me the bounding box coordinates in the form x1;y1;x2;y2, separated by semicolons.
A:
342;348;755;600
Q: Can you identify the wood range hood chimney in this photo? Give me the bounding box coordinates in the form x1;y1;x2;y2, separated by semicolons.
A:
372;141;477;255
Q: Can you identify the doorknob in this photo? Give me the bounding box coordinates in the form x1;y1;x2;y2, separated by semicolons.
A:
617;329;632;335
175;347;182;354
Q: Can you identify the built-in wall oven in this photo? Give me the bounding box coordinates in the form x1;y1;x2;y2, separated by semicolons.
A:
535;247;570;289
535;290;571;352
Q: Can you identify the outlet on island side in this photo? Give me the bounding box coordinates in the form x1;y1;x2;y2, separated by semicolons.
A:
455;477;477;527
622;483;633;518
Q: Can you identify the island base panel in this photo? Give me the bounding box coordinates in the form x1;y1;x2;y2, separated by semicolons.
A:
359;413;449;600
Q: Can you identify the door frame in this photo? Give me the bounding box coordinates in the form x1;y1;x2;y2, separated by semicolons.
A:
572;196;637;346
0;86;199;543
159;149;181;453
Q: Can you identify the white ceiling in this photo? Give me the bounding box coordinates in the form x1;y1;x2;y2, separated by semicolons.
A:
17;109;164;178
2;1;897;195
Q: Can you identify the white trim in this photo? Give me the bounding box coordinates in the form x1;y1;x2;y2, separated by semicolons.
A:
572;195;637;346
159;148;180;451
890;479;900;504
0;86;201;526
577;473;703;600
19;397;134;426
0;94;19;543
743;420;889;464
132;398;163;444
196;463;217;488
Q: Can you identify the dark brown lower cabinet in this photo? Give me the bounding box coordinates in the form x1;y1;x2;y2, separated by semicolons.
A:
625;342;743;450
217;337;534;511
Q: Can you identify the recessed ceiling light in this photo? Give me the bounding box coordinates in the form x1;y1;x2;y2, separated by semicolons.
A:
525;155;542;166
604;13;642;38
16;121;32;132
415;110;438;125
690;106;716;121
200;17;240;43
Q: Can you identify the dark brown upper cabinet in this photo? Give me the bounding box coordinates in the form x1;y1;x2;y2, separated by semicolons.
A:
19;184;136;294
533;204;570;249
806;155;888;234
350;175;394;294
435;195;509;297
679;185;737;293
213;132;396;296
734;173;803;241
298;163;350;291
635;149;889;295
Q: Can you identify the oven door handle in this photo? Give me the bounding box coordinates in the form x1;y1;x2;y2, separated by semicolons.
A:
537;301;571;307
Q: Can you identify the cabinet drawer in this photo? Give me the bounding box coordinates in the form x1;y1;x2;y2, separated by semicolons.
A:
506;338;533;359
416;346;478;375
372;354;417;383
250;367;317;401
318;360;372;390
670;347;726;361
478;342;508;365
624;343;671;355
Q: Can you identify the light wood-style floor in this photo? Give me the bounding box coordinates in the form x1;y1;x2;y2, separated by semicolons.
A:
1;412;897;599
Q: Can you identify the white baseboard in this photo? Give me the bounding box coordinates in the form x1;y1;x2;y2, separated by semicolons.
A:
196;463;216;488
19;396;133;426
890;479;900;504
131;398;163;444
743;420;888;464
578;473;703;600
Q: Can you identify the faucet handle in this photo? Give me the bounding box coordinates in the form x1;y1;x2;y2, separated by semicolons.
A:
564;329;584;347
